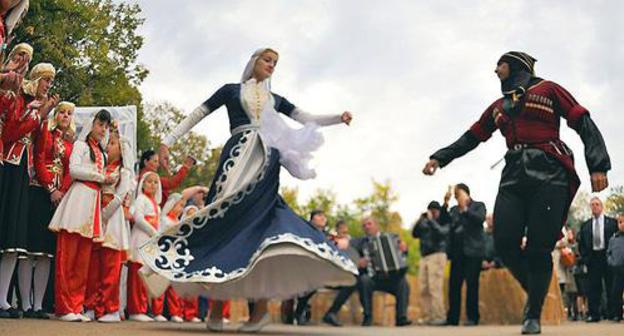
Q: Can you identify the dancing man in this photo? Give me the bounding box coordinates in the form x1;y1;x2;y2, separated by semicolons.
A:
423;51;611;334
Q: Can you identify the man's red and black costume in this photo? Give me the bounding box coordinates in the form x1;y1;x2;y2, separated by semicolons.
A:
430;51;611;332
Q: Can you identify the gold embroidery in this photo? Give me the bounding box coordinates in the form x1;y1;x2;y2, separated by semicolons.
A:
143;243;156;256
525;102;554;114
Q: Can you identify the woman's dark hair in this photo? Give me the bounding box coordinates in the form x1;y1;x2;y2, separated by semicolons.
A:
335;219;347;229
309;209;324;221
88;109;112;163
139;149;156;171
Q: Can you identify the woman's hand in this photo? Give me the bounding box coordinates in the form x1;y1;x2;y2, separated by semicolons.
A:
39;94;60;118
104;174;118;185
183;156;196;169
341;111;352;125
422;159;440;176
159;144;170;173
591;172;608;192
50;190;64;206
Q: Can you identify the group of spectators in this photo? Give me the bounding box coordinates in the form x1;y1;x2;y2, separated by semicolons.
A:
285;184;624;328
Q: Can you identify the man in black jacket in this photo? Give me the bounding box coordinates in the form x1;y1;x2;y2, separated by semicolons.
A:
577;197;618;322
412;196;451;325
446;183;486;326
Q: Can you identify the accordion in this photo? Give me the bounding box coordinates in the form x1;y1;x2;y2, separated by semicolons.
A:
363;233;407;277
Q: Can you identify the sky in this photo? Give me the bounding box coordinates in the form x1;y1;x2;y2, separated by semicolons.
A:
133;0;623;226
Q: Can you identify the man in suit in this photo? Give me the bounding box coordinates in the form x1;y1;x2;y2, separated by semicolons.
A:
577;197;618;322
446;183;486;326
351;217;412;327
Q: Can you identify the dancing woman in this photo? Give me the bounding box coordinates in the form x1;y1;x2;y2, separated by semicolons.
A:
423;51;611;334
140;48;357;332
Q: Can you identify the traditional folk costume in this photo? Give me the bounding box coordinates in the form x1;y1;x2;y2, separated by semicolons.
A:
48;118;108;319
0;0;28;59
429;51;611;333
84;133;134;322
17;102;74;317
150;196;203;322
139;49;357;303
127;171;162;320
0;63;53;317
138;165;189;207
178;205;200;322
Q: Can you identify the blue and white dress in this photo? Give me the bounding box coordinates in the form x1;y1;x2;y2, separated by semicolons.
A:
139;78;357;300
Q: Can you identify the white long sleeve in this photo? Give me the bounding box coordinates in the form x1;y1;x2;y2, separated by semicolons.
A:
290;107;343;127
101;169;134;221
133;198;159;237
69;141;105;183
163;105;211;147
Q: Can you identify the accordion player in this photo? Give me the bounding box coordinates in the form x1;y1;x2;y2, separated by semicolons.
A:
362;233;408;277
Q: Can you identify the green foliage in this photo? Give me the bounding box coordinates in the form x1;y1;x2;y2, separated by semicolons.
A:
12;0;153;151
605;186;624;216
353;179;402;232
282;179;422;274
567;190;591;232
142;102;222;190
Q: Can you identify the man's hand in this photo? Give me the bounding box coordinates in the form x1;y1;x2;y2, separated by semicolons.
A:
341;111;353;125
444;185;452;205
590;172;608;192
357;257;369;269
422;159;439;176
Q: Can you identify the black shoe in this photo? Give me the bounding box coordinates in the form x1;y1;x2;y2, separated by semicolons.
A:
396;318;412;327
463;319;478;326
322;312;342;327
444;320;459;326
585;316;601;323
295;309;310;326
0;307;23;319
521;318;541;334
609;317;622;323
361;316;372;326
22;309;36;318
34;310;50;320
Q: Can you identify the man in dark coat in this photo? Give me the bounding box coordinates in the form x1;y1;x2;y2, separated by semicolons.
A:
577;197;618;322
445;183;486;326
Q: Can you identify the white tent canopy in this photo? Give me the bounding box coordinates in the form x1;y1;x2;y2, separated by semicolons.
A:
72;105;138;157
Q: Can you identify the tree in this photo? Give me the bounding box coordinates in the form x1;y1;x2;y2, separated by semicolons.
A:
605;186;624;216
13;0;153;150
280;186;305;217
353;179;402;232
142;102;222;189
567;190;591;232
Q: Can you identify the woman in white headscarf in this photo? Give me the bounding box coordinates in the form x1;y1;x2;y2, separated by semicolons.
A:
140;48;357;332
48;109;114;322
84;120;135;323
